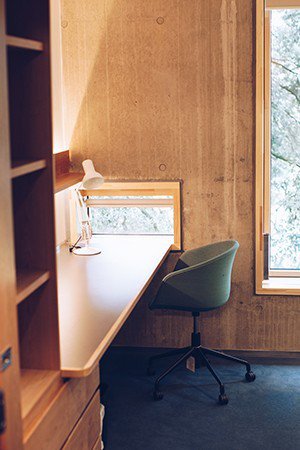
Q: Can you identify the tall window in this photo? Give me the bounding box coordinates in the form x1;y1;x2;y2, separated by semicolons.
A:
256;0;300;294
269;8;300;271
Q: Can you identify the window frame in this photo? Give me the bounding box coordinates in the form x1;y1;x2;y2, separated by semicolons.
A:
255;0;300;295
81;181;182;251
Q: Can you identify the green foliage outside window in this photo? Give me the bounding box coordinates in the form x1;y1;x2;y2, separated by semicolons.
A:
89;197;174;235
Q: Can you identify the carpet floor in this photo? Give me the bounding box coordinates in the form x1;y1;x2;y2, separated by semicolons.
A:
100;348;300;450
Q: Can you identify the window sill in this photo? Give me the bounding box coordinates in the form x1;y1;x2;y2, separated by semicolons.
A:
257;277;300;296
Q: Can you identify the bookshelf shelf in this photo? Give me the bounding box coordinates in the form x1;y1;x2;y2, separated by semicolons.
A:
6;35;43;51
11;159;46;179
20;369;62;434
16;269;50;304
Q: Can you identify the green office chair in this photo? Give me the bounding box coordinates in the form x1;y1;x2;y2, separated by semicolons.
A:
148;240;255;405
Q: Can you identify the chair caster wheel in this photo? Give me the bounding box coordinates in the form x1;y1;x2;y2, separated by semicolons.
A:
153;390;163;401
245;371;256;382
147;367;155;376
218;394;229;405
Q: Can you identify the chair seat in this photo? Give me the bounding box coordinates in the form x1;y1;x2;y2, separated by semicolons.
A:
149;284;220;312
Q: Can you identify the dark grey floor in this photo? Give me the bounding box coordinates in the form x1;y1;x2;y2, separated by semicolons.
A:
100;348;300;450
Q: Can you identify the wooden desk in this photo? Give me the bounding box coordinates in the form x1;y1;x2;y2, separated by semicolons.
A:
56;235;172;377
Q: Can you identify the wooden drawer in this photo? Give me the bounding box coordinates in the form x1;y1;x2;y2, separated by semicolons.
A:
92;437;103;450
63;390;100;450
24;366;100;450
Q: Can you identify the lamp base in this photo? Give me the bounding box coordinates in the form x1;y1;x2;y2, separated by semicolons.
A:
72;246;101;256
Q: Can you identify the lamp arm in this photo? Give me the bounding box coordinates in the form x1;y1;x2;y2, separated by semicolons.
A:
69;159;102;256
75;186;89;223
69;187;92;252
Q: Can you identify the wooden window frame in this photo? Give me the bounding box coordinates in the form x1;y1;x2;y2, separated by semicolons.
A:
255;0;300;295
266;0;300;8
81;181;182;251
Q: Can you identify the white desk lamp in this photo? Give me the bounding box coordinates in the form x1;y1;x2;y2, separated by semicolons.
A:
72;159;104;256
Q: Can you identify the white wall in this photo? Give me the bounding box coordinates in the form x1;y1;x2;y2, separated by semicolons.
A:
50;0;66;153
54;185;80;247
54;190;68;246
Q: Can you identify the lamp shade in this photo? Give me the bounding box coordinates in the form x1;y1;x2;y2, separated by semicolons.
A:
81;159;104;190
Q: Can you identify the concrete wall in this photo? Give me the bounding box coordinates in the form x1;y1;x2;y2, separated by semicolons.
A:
61;0;300;351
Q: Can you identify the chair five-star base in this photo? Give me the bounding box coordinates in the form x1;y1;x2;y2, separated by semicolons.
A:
147;313;256;405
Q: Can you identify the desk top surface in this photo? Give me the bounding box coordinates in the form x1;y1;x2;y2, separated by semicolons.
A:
56;235;172;377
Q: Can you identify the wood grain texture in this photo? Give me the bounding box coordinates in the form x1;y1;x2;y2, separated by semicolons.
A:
55;172;82;192
266;0;300;8
20;370;62;434
0;2;23;447
7;0;61;373
61;0;300;351
62;391;100;450
16;270;50;304
11;159;47;179
6;35;43;51
92;437;103;450
24;367;100;450
54;150;71;176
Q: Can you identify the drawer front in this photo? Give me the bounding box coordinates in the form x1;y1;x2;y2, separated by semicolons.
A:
24;367;100;450
63;390;100;450
92;438;104;450
92;437;103;450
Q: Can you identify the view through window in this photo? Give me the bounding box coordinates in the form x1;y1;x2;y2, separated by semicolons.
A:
270;9;300;271
88;196;174;236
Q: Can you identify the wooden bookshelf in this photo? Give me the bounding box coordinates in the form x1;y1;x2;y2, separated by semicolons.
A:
16;269;50;304
0;0;61;447
11;159;46;179
20;369;62;434
6;35;43;51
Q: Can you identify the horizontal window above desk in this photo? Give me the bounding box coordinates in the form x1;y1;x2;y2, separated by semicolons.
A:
82;181;182;250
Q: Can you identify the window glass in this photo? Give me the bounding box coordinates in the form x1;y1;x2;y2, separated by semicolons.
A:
270;9;300;270
90;206;174;235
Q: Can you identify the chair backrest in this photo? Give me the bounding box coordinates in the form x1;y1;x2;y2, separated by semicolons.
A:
150;240;239;312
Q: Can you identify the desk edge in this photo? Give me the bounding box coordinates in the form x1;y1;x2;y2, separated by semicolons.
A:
60;243;172;378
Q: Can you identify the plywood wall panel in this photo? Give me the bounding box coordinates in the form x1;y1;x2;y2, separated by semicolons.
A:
61;0;300;351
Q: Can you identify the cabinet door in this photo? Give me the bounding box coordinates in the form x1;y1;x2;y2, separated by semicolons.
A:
0;1;23;448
